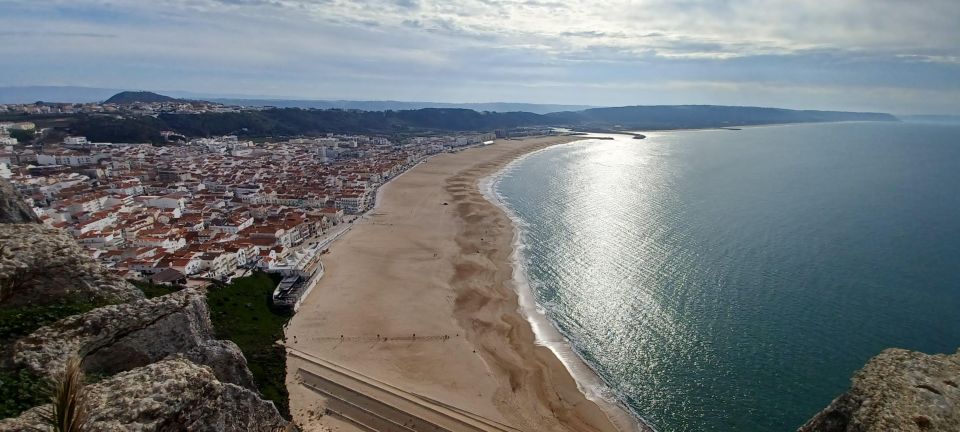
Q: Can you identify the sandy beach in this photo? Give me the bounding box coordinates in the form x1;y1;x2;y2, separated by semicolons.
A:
285;135;631;432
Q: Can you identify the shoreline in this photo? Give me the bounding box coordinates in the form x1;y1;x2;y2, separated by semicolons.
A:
480;144;654;432
627;119;897;135
443;135;644;432
285;135;634;431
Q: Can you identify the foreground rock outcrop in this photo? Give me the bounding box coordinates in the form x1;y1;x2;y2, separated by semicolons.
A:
0;179;38;224
0;223;142;307
14;288;255;389
0;177;288;429
800;348;960;432
0;358;287;431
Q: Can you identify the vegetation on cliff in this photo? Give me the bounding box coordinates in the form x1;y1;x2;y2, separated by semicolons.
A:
0;179;290;429
42;355;90;432
0;369;46;419
130;280;182;299
0;301;107;420
206;273;291;417
0;293;122;419
133;274;293;417
64;104;899;144
0;302;100;343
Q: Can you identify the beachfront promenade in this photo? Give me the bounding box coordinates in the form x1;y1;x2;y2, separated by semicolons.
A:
288;348;521;432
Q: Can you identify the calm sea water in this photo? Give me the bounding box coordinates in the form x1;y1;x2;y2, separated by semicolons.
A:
492;122;960;432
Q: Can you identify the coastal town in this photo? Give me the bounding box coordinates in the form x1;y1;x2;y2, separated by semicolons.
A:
0;97;246;117
1;1;955;431
0;119;497;308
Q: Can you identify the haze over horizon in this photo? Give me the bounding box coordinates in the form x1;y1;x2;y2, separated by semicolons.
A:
2;0;959;115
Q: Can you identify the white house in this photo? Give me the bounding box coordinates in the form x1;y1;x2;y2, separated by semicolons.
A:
209;216;253;234
64;136;89;146
200;253;235;279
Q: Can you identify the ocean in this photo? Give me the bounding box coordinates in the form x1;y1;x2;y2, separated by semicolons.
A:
489;122;960;432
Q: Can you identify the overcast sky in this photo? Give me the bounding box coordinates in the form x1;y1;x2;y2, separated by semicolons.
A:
1;0;959;114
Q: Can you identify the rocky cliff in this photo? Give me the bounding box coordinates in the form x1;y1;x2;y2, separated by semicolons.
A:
0;178;290;430
14;288;255;390
0;359;286;432
0;179;38;224
800;348;960;432
0;223;142;307
0;176;143;307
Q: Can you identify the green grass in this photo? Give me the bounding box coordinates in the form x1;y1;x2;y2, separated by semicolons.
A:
205;273;291;417
130;280;184;299
0;276;293;420
0;301;102;420
0;369;47;419
0;302;98;343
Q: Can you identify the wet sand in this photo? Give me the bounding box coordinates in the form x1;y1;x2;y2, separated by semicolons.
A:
286;136;629;431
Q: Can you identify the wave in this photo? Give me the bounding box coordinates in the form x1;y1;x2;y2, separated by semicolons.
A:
480;141;656;432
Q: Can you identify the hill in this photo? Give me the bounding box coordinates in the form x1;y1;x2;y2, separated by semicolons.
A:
0;86;592;113
546;105;899;130
211;98;595;114
69;108;548;143
104;91;179;104
65;104;899;144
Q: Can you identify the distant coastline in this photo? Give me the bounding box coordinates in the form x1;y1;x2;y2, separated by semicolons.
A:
1;92;899;145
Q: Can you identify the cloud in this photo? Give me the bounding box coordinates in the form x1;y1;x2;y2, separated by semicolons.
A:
0;30;117;38
0;0;958;113
393;0;420;9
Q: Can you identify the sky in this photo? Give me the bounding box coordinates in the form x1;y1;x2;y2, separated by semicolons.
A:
1;0;959;114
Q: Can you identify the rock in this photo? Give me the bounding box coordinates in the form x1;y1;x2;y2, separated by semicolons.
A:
0;182;287;428
178;339;257;390
0;358;289;431
0;178;38;224
799;348;960;432
15;288;211;376
0;180;287;431
0;223;142;307
14;288;257;390
0;177;138;307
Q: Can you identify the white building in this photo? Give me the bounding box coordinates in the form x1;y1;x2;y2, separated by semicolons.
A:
64;136;89;146
37;152;108;167
209;216;253;234
139;194;188;210
77;230;125;249
73;213;118;235
200;253;235;279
